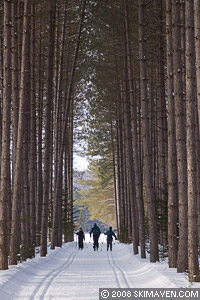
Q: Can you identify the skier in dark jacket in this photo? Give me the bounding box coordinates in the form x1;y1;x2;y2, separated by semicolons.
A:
90;223;101;251
104;227;117;251
76;228;85;250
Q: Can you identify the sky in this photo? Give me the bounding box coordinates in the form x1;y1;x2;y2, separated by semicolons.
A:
0;234;198;300
73;154;89;171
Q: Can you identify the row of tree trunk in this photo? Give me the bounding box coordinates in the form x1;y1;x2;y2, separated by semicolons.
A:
107;0;200;282
0;0;86;269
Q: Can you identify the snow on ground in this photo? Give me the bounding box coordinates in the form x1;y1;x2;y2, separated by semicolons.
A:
0;234;198;300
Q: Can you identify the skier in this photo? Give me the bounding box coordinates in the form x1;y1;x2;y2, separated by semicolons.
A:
90;223;101;251
104;226;117;251
76;227;85;250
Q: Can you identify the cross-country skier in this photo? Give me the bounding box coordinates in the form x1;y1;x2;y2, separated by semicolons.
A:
76;227;85;250
90;223;101;251
104;227;117;251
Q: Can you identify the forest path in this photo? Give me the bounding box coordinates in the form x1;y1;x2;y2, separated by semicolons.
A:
0;234;188;300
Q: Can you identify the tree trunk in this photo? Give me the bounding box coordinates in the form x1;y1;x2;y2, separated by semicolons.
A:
11;0;19;172
194;0;200;249
166;0;178;268
40;0;56;257
0;0;12;270
185;0;199;282
116;100;126;240
124;0;146;256
10;0;31;265
172;0;188;273
36;18;44;246
122;73;138;252
29;2;37;257
138;0;159;262
157;2;168;246
22;116;31;260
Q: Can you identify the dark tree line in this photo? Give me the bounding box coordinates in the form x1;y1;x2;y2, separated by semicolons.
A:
0;0;86;269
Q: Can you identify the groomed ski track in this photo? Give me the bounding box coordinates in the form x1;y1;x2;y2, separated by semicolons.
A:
0;234;189;300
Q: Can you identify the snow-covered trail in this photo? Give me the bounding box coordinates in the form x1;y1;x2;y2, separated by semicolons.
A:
0;234;191;300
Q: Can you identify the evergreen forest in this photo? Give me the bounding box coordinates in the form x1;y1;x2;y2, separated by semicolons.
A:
0;0;200;283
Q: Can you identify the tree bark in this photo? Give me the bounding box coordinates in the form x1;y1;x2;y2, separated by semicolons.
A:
124;0;146;257
10;0;31;265
36;17;44;246
29;1;37;257
172;0;188;273
138;0;159;262
166;0;178;268
157;2;168;245
185;0;199;282
0;0;12;270
194;0;200;248
40;0;56;257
